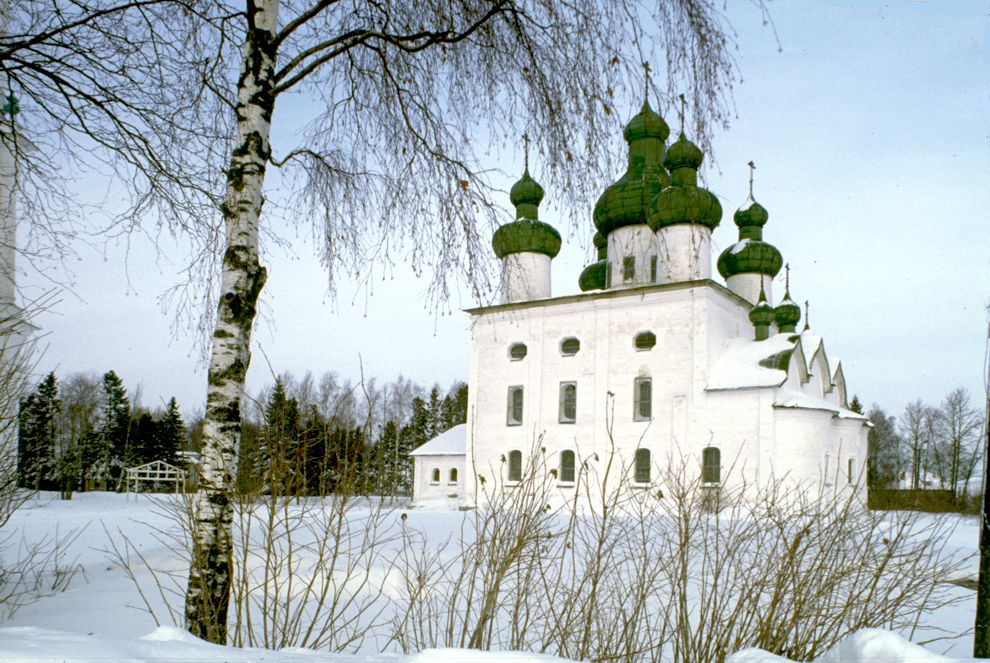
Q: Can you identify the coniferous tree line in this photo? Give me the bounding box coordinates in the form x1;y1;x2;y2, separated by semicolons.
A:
17;370;187;497
16;368;466;498
237;372;467;497
865;387;985;499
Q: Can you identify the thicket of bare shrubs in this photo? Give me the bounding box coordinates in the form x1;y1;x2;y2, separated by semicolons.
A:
113;432;969;662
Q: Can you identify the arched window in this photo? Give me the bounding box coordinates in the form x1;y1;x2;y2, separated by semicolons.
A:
507;386;524;426
430;468;440;485
560;337;580;356
635;331;657;350
622;255;635;282
634;377;652;421
559;382;577;423
559;450;576;484
634;448;651;484
507;450;522;483
449;468;458;485
702;447;721;484
509;343;527;361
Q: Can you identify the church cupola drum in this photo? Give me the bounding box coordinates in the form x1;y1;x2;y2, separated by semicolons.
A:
492;139;561;303
592;92;670;289
648;123;722;283
717;163;783;304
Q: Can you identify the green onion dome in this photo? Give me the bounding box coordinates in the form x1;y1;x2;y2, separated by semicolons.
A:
733;196;769;237
578;260;607;291
623;99;670;143
492;219;561;260
509;167;545;220
717;193;782;279
774;293;801;333
592;101;671;237
717;239;783;279
648;132;721;231
749;290;775;328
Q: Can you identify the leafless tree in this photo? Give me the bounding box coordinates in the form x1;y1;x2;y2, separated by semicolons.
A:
3;0;767;642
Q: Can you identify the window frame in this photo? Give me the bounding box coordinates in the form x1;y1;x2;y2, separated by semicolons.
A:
702;447;721;484
560;337;581;356
448;468;458;485
506;385;524;426
622;255;635;282
605;262;612;288
634;377;652;421
559;381;577;424
430;467;440;485
633;448;651;485
650;255;657;282
634;331;657;351
559;449;576;485
509;343;528;361
507;449;523;483
847;457;856;485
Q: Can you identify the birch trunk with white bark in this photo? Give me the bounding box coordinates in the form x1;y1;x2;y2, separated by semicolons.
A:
184;0;279;643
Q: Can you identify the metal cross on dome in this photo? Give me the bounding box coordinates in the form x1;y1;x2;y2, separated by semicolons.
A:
522;133;529;171
748;160;756;197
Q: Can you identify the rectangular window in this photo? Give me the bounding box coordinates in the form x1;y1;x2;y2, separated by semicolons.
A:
507;386;523;426
623;255;635;282
605;262;612;288
559;382;577;423
634;377;652;421
702;447;721;484
508;450;522;482
634;448;651;484
559;450;576;483
650;255;657;282
847;458;856;485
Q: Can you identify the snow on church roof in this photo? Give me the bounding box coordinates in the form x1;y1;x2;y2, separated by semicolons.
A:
774;389;867;420
707;333;798;390
409;424;467;457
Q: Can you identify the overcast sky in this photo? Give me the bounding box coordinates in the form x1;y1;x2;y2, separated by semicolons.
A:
19;0;990;420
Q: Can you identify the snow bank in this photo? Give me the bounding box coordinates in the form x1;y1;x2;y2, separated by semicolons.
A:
0;626;580;663
727;628;962;663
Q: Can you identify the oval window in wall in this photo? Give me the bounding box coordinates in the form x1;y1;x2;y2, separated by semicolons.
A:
634;331;656;351
560;337;580;356
509;343;528;360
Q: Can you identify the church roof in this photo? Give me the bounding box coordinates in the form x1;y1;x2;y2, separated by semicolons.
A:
409;423;467;456
707;333;797;390
773;389;867;420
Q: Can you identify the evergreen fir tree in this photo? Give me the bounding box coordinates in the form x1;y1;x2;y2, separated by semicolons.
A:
98;371;131;486
258;378;302;493
17;373;60;490
131;411;158;466
849;395;864;414
153;397;185;466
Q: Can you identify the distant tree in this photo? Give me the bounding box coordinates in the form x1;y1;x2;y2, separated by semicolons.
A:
901;400;936;491
96;370;130;486
153;397;185;467
848;395;864;414
130;411;158;466
17;372;59;490
258;378;302;494
866;404;900;491
441;381;469;430
59;372;101;495
936;388;982;497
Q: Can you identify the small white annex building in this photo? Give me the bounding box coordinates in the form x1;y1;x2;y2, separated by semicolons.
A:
410;97;869;507
410;424;467;502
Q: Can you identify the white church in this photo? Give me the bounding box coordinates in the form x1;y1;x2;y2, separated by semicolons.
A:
410;98;869;506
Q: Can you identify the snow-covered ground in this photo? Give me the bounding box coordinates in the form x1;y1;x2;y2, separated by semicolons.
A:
0;492;982;662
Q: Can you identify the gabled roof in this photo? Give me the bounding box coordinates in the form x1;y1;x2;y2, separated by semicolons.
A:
409;424;467;457
707;333;799;391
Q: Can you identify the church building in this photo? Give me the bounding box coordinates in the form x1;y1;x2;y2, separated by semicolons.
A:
410;97;869;507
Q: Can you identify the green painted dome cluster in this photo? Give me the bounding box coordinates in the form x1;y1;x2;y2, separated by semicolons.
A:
593;100;670;237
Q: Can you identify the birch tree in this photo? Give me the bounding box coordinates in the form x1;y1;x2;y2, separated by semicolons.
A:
4;0;762;644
